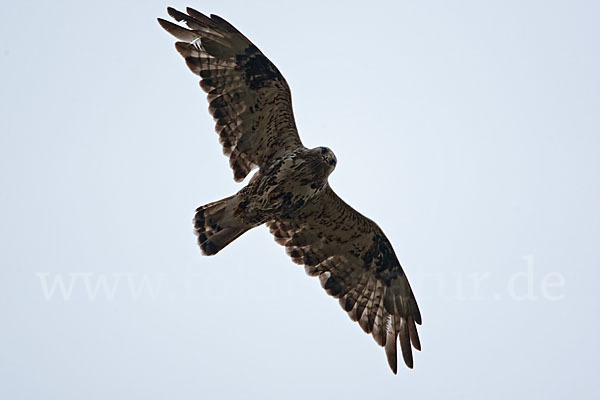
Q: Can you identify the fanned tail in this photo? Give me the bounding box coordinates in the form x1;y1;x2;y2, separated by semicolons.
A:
194;195;251;255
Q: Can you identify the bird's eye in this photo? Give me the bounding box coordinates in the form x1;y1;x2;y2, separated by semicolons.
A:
329;159;336;166
321;147;327;154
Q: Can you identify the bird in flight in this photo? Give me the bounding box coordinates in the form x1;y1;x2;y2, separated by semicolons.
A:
158;7;422;373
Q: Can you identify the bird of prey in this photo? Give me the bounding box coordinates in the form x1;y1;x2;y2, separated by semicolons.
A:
158;7;422;373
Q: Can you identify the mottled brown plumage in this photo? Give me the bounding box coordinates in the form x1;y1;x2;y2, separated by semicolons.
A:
158;7;421;374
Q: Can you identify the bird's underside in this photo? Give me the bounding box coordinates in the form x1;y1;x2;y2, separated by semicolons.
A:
158;6;422;374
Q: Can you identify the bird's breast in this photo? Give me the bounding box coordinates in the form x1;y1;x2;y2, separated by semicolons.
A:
245;153;325;217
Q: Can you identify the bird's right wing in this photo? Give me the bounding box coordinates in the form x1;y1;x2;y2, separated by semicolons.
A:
158;7;304;181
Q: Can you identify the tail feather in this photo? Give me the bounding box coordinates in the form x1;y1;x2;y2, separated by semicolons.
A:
194;195;251;255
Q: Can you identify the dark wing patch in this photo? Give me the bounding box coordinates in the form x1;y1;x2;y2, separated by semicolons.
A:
158;7;304;181
267;186;422;373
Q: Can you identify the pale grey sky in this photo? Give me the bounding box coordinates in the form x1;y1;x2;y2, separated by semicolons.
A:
1;0;599;399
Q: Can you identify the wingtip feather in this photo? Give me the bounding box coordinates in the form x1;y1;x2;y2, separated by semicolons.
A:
166;6;180;19
385;328;398;374
157;18;197;41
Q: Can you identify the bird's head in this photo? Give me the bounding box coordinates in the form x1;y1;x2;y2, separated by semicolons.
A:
317;146;337;173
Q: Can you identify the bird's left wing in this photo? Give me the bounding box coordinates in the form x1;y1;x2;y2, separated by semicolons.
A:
158;7;304;182
267;186;422;373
